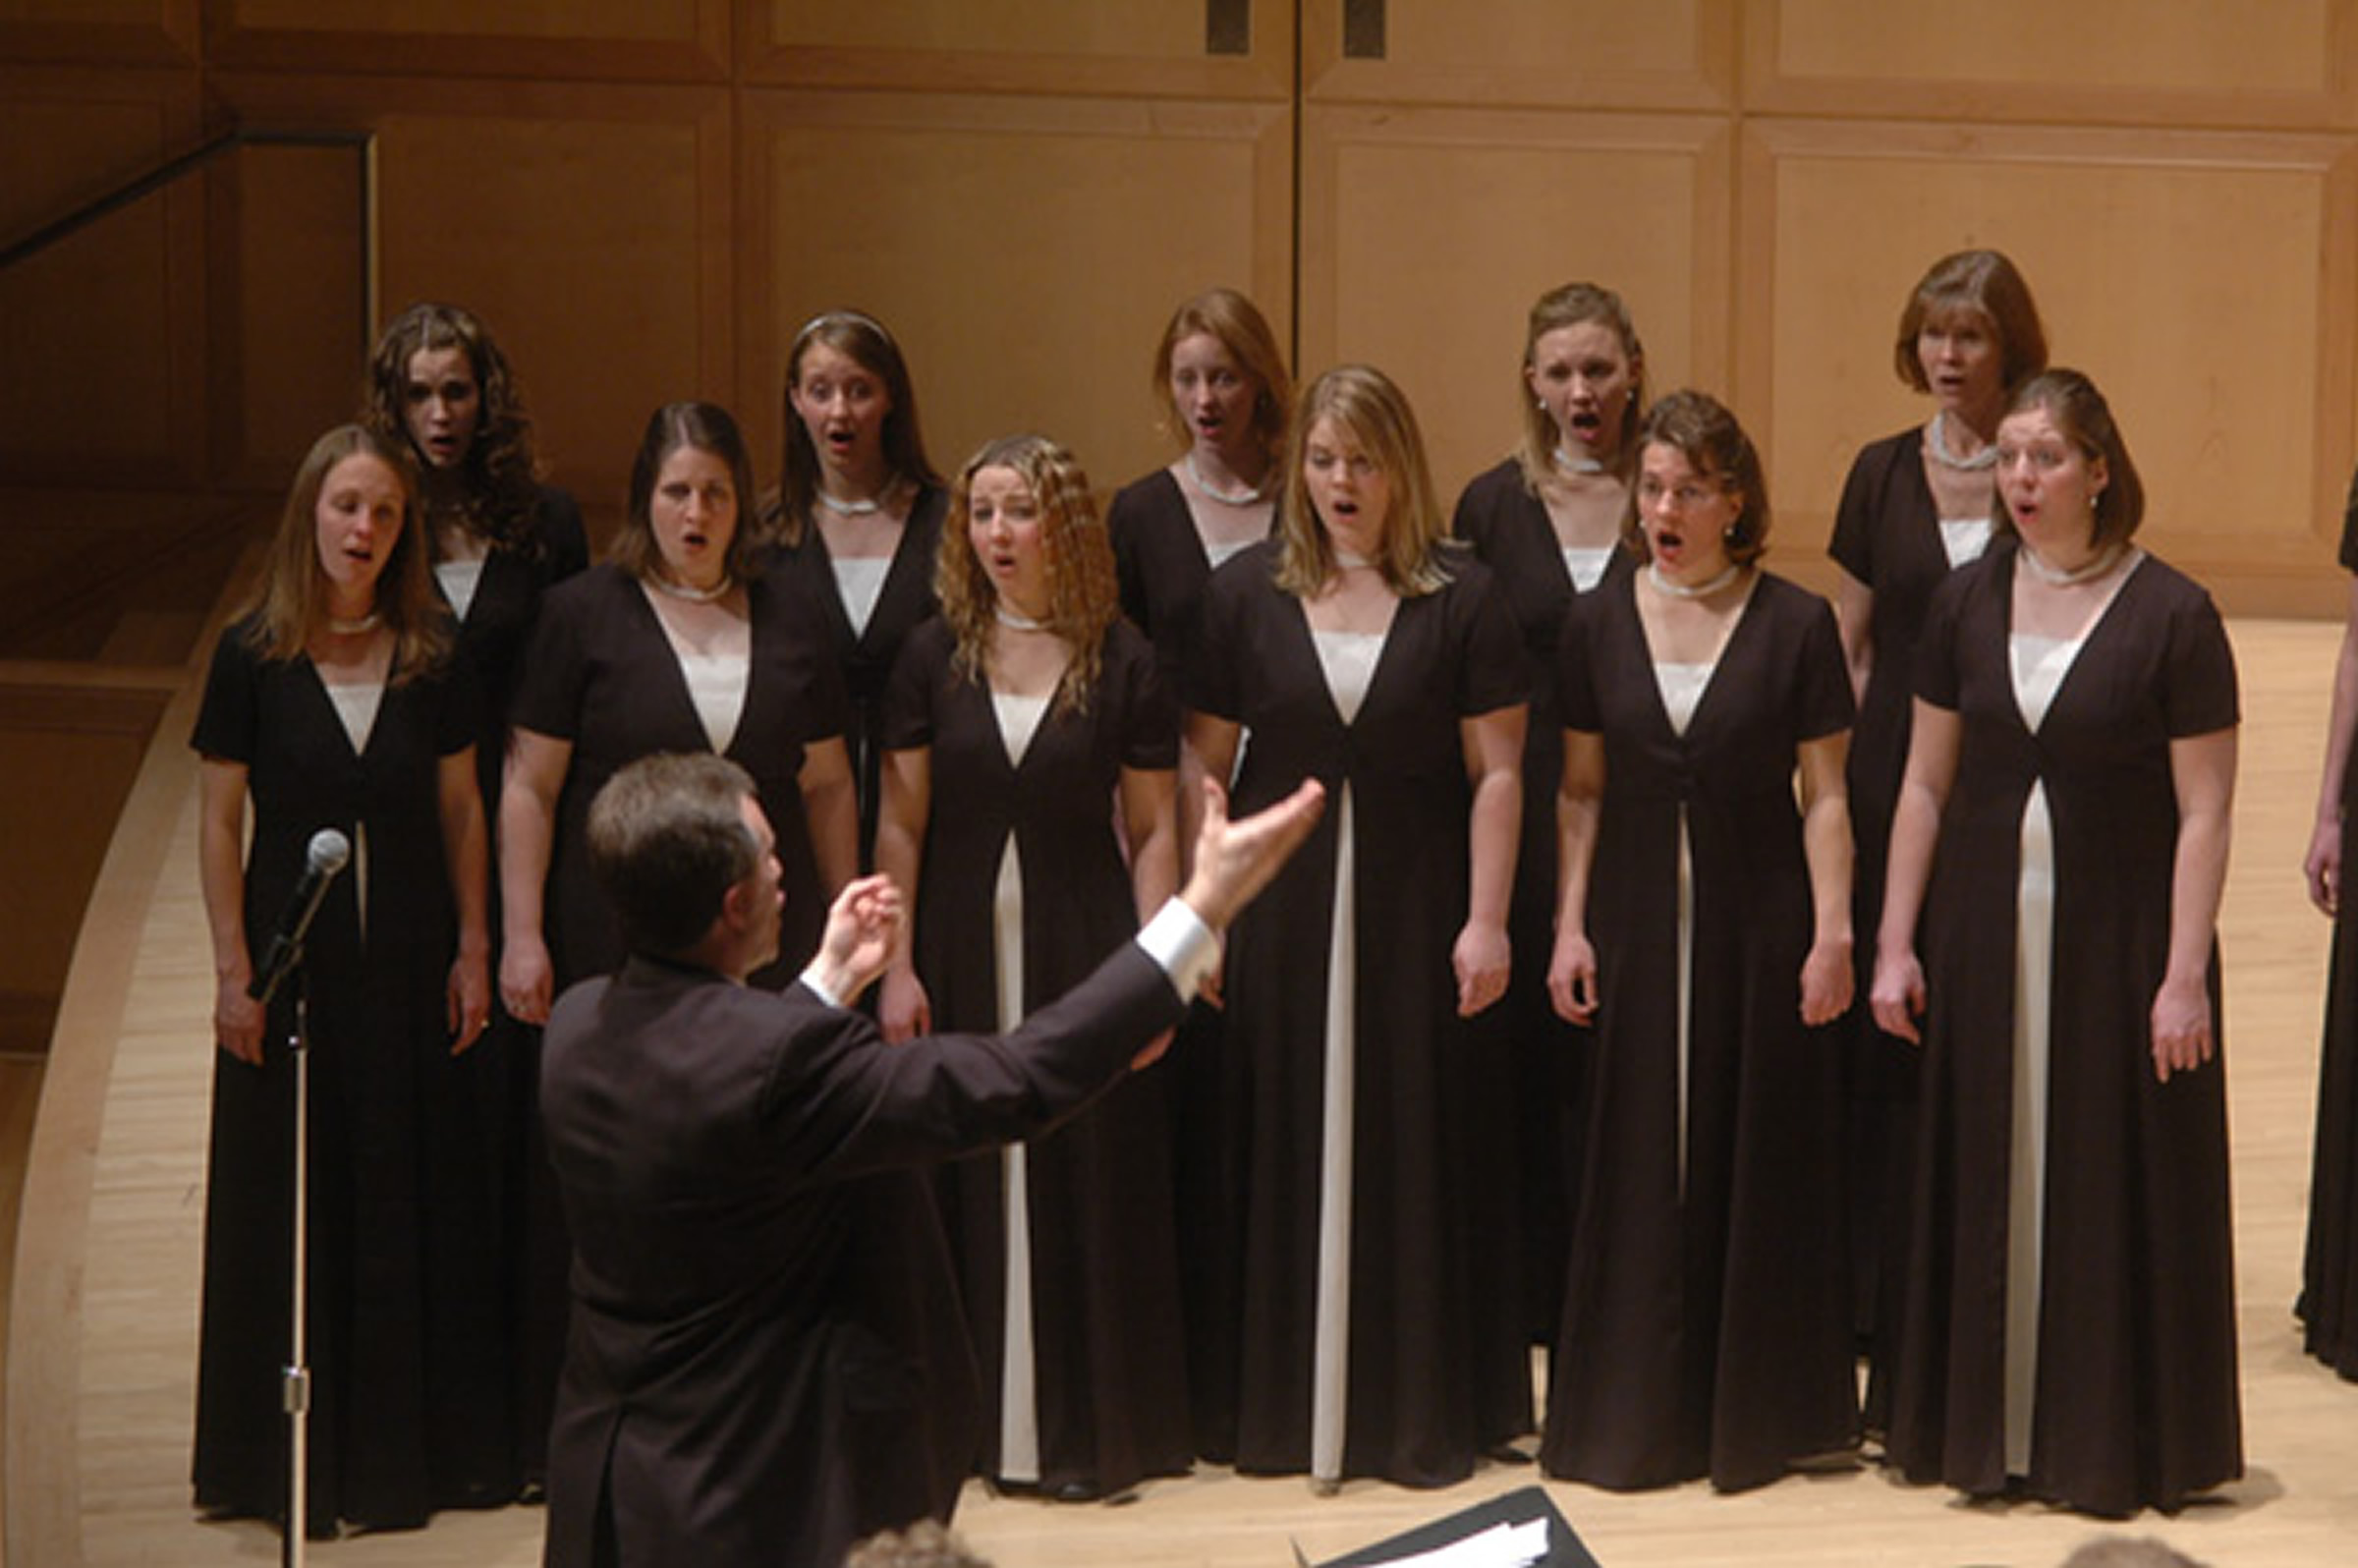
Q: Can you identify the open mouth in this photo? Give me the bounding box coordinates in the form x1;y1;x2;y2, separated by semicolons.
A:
824;425;857;455
1653;527;1685;562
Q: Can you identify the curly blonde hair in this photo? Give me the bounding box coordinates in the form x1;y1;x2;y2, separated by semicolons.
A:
1276;364;1451;599
239;424;449;682
937;433;1118;717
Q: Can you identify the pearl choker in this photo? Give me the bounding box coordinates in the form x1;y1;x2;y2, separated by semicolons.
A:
325;610;381;635
1647;561;1741;599
1186;453;1265;506
1332;547;1379;572
1552;445;1606;476
995;603;1050;632
2017;541;2125;587
650;573;732;603
1927;410;1998;472
816;485;885;516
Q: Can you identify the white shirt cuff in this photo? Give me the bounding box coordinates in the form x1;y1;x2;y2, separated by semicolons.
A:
797;964;844;1010
1135;897;1221;1003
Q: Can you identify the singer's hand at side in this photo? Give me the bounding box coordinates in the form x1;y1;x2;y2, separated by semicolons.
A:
448;947;492;1053
214;967;265;1065
501;934;554;1026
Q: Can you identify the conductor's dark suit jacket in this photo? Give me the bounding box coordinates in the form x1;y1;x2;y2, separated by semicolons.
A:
538;943;1184;1568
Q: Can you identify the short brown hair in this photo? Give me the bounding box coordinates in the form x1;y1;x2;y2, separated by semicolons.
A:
586;753;759;959
1894;249;2049;394
1623;390;1772;566
1515;280;1647;492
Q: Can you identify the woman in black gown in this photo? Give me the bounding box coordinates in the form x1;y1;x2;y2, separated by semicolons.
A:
498;403;857;1473
1542;390;1858;1491
1872;370;2241;1514
874;433;1188;1500
1451;280;1647;1347
762;309;947;860
1106;287;1292;684
363;301;588;1492
1186;364;1527;1489
193;424;494;1534
2302;462;2358;1379
1827;252;2048;1392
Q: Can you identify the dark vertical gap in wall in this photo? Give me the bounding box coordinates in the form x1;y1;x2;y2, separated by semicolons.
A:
1289;0;1303;379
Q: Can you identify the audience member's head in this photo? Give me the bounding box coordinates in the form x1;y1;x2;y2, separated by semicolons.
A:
2056;1537;2210;1568
843;1519;993;1568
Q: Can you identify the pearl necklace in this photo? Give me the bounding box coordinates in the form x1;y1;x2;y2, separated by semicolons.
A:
2017;540;2125;587
650;573;733;603
816;487;883;516
995;603;1050;632
1186;452;1265;506
1647;561;1742;599
1332;547;1380;572
325;610;381;635
1552;444;1606;476
1926;410;1998;472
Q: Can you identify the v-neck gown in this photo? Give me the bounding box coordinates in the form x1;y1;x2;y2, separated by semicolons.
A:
512;563;851;990
881;617;1188;1495
190;622;501;1529
2303;479;2358;1378
1884;544;2242;1515
1540;570;1858;1491
1453;458;1632;1350
1187;540;1528;1485
765;485;946;863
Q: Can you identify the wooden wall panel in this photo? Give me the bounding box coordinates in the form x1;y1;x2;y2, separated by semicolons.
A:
1299;107;1732;505
1747;0;2356;127
1742;122;2358;613
214;75;735;503
740;89;1291;497
1301;0;1734;111
0;0;194;68
0;71;203;485
745;0;1292;99
205;0;725;81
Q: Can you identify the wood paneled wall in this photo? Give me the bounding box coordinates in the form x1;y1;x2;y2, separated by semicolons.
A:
6;0;2358;610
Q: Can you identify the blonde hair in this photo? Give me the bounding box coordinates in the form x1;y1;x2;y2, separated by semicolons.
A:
1514;281;1647;493
1150;287;1292;464
238;424;449;681
1276;364;1451;598
938;433;1119;716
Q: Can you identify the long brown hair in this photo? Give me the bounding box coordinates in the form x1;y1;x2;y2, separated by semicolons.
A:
937;433;1119;717
363;301;549;556
1275;365;1451;599
238;424;450;680
768;309;940;545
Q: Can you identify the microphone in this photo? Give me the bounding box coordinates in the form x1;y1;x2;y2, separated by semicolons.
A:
248;828;352;1005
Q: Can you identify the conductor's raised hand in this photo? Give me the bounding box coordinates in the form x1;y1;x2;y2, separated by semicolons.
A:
812;874;903;1006
1179;778;1327;932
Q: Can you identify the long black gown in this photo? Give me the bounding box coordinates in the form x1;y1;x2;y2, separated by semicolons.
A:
2303;475;2358;1378
1884;545;2242;1515
764;486;946;862
191;623;500;1530
1451;457;1629;1356
510;562;850;990
1540;569;1859;1491
1187;540;1528;1485
435;485;587;1488
1829;428;1980;1388
881;616;1189;1495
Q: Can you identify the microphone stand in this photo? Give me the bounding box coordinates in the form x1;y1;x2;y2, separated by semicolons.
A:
278;967;314;1568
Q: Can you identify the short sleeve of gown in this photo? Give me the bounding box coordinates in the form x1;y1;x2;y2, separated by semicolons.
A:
1555;590;1602;735
878;619;948;753
430;654;485;756
191;624;263;763
1110;622;1179;771
1185;560;1248;722
1450;561;1530;717
1828;437;1891;584
1913;569;1969;712
509;581;591;742
2161;586;2240;738
1793;592;1858;742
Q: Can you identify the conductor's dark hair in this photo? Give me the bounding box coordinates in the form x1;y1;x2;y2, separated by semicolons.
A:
586;753;760;959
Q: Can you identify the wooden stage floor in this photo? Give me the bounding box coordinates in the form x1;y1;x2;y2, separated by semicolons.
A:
45;619;2358;1567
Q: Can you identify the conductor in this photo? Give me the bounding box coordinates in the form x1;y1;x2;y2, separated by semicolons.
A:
536;750;1325;1568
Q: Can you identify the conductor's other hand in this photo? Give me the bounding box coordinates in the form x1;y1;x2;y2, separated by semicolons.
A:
1180;778;1327;932
813;874;903;1006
